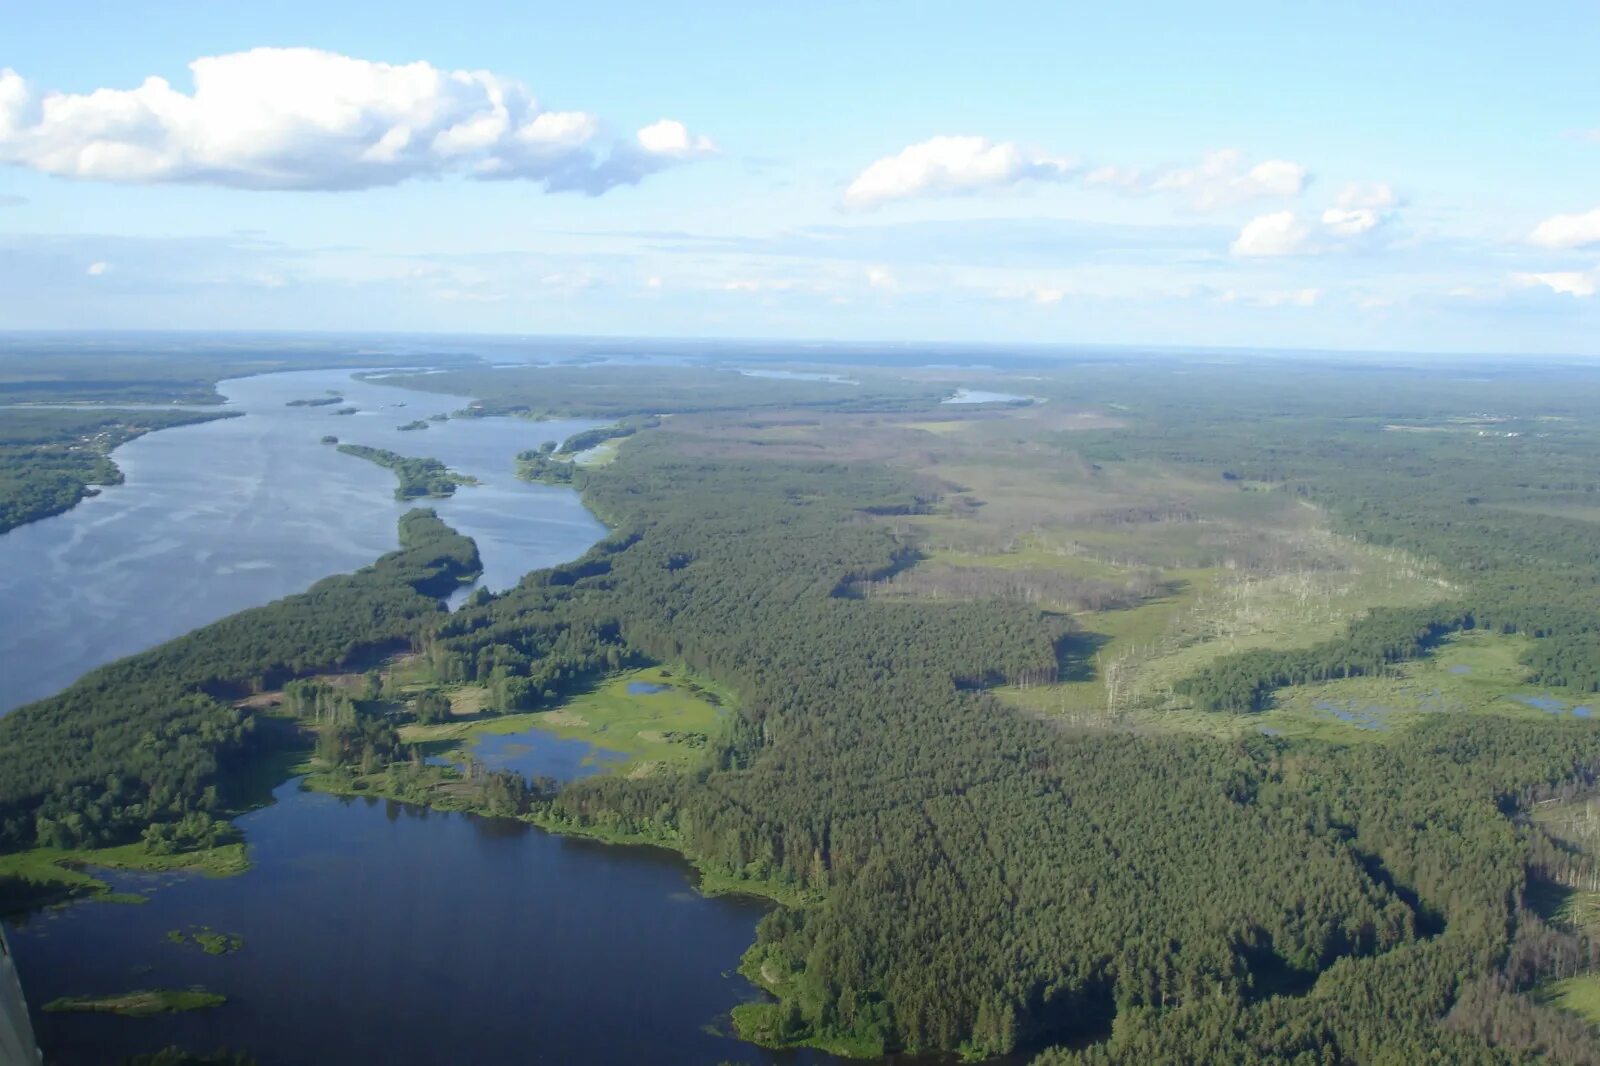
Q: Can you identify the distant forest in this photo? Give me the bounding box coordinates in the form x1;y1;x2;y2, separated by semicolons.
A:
6;357;1600;1062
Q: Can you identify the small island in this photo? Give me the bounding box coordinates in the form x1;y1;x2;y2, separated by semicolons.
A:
166;925;244;955
397;419;430;431
44;988;226;1017
332;406;358;416
321;435;339;445
285;395;344;408
336;444;477;500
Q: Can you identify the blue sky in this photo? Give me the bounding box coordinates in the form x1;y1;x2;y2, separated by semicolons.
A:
1;1;1597;353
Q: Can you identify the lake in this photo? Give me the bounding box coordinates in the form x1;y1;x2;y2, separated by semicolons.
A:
0;366;851;1064
7;779;827;1065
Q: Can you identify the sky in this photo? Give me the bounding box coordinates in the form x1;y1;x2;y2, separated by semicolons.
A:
1;1;1597;355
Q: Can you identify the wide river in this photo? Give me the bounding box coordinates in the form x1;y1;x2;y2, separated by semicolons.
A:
0;368;844;1064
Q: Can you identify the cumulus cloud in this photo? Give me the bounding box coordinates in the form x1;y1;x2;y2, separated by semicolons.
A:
85;261;108;276
1150;149;1309;211
1230;211;1312;257
1528;208;1600;250
1512;268;1598;298
1321;182;1398;236
0;48;713;193
843;136;1076;208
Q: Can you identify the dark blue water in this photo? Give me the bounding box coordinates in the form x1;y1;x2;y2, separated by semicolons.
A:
7;780;838;1066
627;681;670;695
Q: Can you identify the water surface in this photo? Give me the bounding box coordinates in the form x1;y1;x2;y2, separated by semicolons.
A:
0;368;604;713
7;781;830;1066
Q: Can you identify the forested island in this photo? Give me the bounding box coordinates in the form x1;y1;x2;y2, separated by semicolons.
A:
8;356;1600;1063
335;443;478;499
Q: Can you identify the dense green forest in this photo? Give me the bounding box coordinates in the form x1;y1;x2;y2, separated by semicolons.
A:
0;509;479;855
0;336;452;405
0;407;234;532
334;443;478;499
8;357;1600;1062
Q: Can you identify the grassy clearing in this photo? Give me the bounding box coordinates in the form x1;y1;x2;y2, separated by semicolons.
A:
402;666;730;777
43;988;225;1017
526;666;730;772
573;437;623;466
1538;975;1600;1025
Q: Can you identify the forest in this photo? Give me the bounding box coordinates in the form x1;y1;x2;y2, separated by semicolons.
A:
0;508;479;856
334;443;478;499
7;356;1600;1063
0;407;234;532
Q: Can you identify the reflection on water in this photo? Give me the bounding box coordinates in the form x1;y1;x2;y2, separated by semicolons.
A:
0;368;605;713
457;727;627;782
6;780;844;1066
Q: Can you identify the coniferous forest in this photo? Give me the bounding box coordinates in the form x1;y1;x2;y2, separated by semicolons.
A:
5;356;1600;1063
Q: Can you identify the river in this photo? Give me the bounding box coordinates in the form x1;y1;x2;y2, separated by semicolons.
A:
0;367;604;715
0;366;843;1064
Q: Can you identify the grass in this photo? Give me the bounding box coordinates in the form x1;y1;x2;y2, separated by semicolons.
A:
43;988;226;1017
573;437;623;466
403;666;730;777
1538;974;1600;1025
0;840;250;912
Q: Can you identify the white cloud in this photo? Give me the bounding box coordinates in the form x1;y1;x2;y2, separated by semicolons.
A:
0;49;713;193
1230;211;1311;257
1320;182;1399;236
1528;208;1600;250
1512;268;1598;298
85;261;108;276
843;135;1076;208
1151;149;1309;211
866;266;897;289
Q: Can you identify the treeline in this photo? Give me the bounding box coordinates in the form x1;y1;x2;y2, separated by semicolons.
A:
0;510;479;852
0;408;233;533
335;444;477;500
857;561;1156;614
349;420;1599;1059
1175;604;1475;711
556;415;659;455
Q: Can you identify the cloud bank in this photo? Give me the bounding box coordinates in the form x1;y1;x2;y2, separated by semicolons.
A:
0;48;713;193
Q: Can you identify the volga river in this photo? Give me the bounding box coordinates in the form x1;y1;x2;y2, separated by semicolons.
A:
0;368;853;1065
